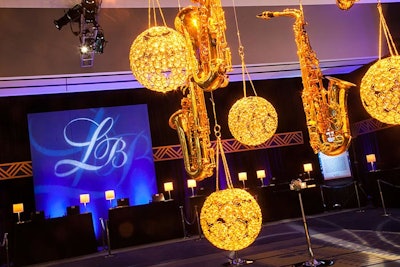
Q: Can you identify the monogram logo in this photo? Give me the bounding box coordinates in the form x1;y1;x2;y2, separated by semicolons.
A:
55;117;128;179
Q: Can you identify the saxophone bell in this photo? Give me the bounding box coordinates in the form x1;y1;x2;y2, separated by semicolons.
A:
168;82;215;181
336;0;358;10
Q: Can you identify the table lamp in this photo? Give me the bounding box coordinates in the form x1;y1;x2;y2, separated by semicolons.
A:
256;170;266;187
164;182;174;200
303;163;313;180
80;193;90;212
238;172;247;189
187;179;197;197
105;190;115;208
366;154;376;171
13;203;24;224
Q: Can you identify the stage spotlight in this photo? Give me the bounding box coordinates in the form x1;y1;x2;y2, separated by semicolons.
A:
80;44;91;54
54;4;82;30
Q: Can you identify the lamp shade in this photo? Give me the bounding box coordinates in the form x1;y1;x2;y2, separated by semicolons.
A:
105;190;115;201
303;163;313;173
256;170;266;179
13;203;24;213
80;194;90;204
238;172;247;181
366;154;376;163
164;182;174;192
187;179;197;189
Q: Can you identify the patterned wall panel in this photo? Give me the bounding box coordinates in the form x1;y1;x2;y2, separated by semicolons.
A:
351;118;396;137
0;161;32;180
153;131;304;161
0;131;304;180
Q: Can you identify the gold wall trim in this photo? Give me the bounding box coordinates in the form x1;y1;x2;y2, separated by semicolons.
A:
1;122;397;180
0;131;304;180
352;118;396;137
0;161;32;180
153;131;304;161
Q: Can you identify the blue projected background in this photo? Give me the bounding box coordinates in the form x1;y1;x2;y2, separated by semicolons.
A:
28;104;157;237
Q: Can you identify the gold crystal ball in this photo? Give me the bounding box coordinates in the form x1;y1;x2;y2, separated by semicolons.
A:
129;26;189;93
228;96;278;146
360;56;400;125
200;188;262;251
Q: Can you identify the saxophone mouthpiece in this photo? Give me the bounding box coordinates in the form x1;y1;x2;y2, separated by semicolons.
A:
257;11;274;20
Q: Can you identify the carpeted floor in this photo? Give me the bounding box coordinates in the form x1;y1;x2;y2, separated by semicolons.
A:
27;205;400;267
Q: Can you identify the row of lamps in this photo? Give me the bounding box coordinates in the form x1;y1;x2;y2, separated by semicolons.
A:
162;179;198;200
12;155;376;224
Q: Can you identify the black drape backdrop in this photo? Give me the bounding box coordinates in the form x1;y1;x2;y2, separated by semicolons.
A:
1;66;399;253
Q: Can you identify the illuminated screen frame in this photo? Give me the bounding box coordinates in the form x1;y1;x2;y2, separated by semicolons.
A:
318;151;352;180
28;104;157;236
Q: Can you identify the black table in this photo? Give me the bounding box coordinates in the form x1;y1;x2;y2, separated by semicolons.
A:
13;213;97;266
108;200;183;249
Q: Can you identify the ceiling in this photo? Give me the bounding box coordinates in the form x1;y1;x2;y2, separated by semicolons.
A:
1;0;400;96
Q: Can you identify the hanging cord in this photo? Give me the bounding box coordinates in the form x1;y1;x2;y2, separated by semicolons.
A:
177;0;182;11
148;0;168;28
377;2;398;58
231;0;257;97
210;93;234;190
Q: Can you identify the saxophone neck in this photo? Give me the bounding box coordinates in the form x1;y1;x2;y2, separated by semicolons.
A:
257;8;302;21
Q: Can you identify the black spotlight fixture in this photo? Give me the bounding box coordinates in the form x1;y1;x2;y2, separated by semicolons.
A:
54;0;105;67
54;4;82;30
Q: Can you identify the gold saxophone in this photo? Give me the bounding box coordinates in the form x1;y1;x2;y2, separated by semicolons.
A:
336;0;358;10
168;0;232;180
257;7;356;156
169;81;215;181
174;0;232;92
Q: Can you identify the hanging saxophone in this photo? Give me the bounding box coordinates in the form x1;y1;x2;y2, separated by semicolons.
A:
174;0;232;92
168;0;232;180
257;7;356;156
336;0;358;10
169;81;215;181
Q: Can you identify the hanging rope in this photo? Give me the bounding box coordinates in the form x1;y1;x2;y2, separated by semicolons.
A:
148;0;168;28
210;93;234;190
231;0;257;97
377;2;398;58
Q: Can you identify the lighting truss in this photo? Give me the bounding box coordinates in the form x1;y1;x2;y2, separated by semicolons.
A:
54;0;106;67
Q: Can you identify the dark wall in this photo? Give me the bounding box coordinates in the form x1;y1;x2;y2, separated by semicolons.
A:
1;69;400;261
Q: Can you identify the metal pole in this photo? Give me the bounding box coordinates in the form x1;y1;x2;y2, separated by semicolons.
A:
298;191;316;266
179;206;187;238
195;205;203;239
354;181;364;212
99;218;107;251
377;179;390;216
1;233;10;267
105;219;113;257
319;185;326;210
